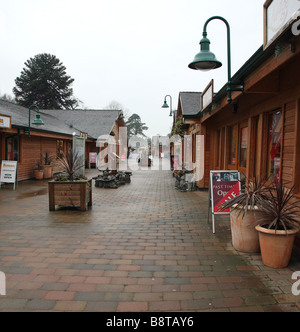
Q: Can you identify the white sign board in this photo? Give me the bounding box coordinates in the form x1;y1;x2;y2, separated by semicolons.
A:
0;114;11;129
265;0;300;46
0;161;17;190
73;136;85;176
201;80;214;112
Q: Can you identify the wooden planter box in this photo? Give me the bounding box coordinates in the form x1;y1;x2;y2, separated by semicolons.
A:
48;179;92;211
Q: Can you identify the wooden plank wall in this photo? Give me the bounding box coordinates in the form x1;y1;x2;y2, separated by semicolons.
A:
282;101;296;186
18;135;69;181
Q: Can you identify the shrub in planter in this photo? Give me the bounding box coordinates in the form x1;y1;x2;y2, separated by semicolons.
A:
48;150;92;212
221;177;268;253
255;182;300;268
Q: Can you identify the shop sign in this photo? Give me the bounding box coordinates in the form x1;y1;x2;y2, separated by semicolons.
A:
264;0;300;47
80;132;88;140
89;152;97;168
0;161;18;190
73;136;85;176
0;114;11;129
208;170;241;233
201;80;214;112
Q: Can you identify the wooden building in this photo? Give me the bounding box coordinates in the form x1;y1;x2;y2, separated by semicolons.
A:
199;5;300;192
0;100;125;181
171;92;202;171
173;1;300;253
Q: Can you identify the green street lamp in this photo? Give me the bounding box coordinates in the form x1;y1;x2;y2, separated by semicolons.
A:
188;16;244;103
28;105;44;137
162;95;173;117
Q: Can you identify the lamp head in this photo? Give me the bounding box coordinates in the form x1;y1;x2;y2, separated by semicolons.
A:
30;106;44;125
32;114;44;125
188;37;222;71
161;100;169;108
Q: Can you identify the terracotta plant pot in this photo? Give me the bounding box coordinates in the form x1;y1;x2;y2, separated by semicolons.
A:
33;170;44;180
43;165;53;179
230;206;265;253
255;225;299;268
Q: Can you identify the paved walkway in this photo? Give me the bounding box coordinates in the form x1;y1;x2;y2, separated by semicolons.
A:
0;169;299;312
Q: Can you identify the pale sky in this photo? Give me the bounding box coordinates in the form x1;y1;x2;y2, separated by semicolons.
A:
0;0;265;137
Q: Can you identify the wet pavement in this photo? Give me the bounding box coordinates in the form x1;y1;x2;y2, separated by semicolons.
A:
0;168;300;312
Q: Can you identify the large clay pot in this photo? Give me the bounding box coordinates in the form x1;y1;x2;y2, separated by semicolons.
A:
43;165;53;179
255;225;298;268
230;206;265;253
33;169;44;180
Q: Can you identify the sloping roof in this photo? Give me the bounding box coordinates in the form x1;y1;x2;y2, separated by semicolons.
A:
40;109;121;140
0;100;79;136
0;100;121;139
179;92;201;117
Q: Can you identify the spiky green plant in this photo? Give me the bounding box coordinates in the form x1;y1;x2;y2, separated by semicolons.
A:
257;182;300;232
56;149;84;181
221;176;269;218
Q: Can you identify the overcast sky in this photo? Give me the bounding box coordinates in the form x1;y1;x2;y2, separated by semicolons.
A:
0;0;265;137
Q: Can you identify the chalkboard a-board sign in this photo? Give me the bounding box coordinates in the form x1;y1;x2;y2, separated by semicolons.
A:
208;170;241;233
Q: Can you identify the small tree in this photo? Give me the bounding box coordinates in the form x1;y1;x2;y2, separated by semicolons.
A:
13;53;79;109
125;113;148;138
170;116;185;138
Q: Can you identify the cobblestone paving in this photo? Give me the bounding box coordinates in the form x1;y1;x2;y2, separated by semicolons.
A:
0;169;299;312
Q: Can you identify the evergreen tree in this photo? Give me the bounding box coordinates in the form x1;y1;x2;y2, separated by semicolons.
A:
125;113;149;137
13;53;79;109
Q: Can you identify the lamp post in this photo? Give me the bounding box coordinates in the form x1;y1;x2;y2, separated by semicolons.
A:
161;95;173;117
188;16;244;104
28;105;44;137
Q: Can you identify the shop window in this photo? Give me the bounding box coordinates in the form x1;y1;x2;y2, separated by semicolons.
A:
228;125;238;167
239;126;248;169
66;142;72;156
6;136;20;162
227;123;249;172
267;110;282;183
57;140;64;159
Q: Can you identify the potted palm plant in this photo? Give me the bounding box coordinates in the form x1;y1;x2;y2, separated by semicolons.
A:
33;161;44;180
48;149;92;212
221;177;268;253
255;182;300;268
41;151;56;179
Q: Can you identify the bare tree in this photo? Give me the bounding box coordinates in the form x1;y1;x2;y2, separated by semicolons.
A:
0;92;16;103
105;100;131;119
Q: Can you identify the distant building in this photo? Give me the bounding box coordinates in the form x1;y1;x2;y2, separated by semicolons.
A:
0;100;125;180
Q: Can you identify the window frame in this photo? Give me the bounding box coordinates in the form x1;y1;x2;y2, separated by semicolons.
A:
265;109;283;183
5;135;20;162
228;125;239;170
227;122;249;174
